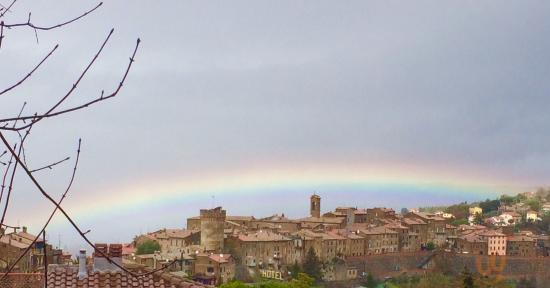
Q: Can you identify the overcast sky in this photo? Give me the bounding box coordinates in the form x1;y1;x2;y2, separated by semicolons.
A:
1;1;550;251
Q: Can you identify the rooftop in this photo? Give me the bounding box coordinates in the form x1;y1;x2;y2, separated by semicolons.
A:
44;265;207;288
237;230;290;242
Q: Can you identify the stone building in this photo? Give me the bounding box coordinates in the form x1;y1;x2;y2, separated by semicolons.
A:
384;222;420;252
200;207;226;252
136;228;200;253
366;207;397;224
298;216;345;230
323;209;349;223
445;224;458;247
353;209;368;223
359;226;399;255
324;207;369;224
323;258;358;282
193;253;235;286
507;235;536;257
226;216;255;228
186;216;201;230
456;232;487;255
251;214;300;233
293;230;347;263
0;227;62;272
480;230;507;256
321;230;349;260
401;217;428;246
0;232;32;272
331;229;366;257
226;230;293;271
404;211;447;246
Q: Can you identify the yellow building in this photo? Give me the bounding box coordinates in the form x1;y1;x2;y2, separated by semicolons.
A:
480;230;507;256
526;211;539;222
469;207;483;216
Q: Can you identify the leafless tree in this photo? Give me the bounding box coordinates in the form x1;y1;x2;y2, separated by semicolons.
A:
0;1;176;281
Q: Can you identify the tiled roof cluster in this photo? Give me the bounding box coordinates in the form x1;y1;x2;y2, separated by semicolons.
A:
238;230;290;242
150;229;197;240
0;273;43;288
44;265;208;288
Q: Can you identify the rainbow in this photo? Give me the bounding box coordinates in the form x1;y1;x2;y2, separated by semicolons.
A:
36;161;532;228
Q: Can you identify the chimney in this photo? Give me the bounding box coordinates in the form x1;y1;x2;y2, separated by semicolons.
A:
93;243;122;272
77;250;87;279
22;226;27;233
109;244;123;271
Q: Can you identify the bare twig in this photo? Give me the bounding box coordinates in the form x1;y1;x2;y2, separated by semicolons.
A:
0;143;21;230
13;102;28;165
0;37;141;130
0;144;15;217
0;45;58;96
0;139;81;279
2;2;102;30
0;127;31;231
0;101;26;206
0;0;16;18
0;133;178;277
0;21;4;48
30;156;70;173
0;29;114;131
0;2;176;281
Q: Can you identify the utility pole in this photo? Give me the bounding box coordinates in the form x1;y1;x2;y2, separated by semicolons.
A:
43;230;48;288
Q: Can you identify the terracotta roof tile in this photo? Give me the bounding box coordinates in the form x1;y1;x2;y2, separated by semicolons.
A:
0;273;44;288
237;230;290;242
40;265;210;288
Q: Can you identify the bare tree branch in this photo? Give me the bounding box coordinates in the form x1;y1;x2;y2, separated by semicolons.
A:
0;127;31;231
0;2;178;280
0;28;115;131
0;45;58;96
0;21;4;48
0;139;80;279
0;37;141;130
1;2;102;30
0;131;178;277
30;156;70;173
0;144;15;209
0;0;16;18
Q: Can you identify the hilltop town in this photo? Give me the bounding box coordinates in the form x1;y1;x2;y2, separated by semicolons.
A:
125;191;550;287
2;190;550;287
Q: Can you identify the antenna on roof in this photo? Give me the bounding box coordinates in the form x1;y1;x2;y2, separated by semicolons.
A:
211;195;215;208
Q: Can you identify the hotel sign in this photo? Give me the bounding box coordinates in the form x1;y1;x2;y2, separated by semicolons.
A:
260;269;283;280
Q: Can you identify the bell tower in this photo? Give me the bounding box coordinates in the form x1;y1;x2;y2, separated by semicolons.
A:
310;194;321;218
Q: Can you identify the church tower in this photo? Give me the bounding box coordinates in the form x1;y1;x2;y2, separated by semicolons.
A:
310;194;321;218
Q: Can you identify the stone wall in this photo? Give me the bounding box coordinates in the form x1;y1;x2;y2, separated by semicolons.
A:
434;252;550;279
346;252;433;278
344;252;550;283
